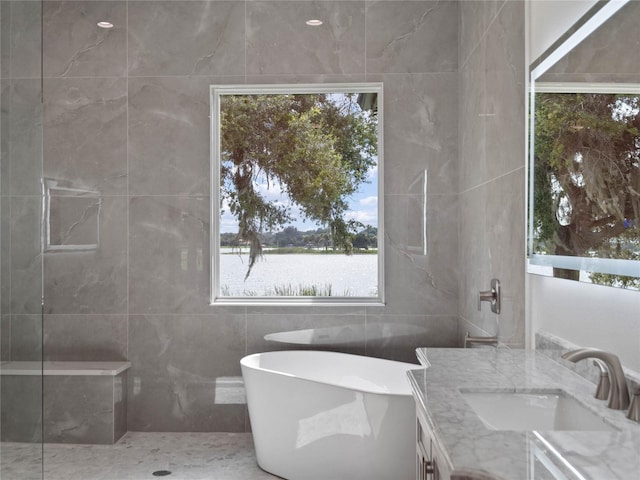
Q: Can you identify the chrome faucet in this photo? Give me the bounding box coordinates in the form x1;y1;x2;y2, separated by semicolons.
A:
561;348;630;410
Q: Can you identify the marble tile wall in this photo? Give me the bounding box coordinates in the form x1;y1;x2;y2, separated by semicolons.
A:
43;373;128;444
1;373;128;444
0;5;44;473
3;0;464;433
1;0;531;438
457;0;526;347
1;0;45;372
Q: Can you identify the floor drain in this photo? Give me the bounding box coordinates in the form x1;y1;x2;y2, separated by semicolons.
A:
152;471;172;477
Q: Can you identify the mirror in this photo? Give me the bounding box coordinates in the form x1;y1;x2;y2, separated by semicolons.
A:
529;0;640;289
210;84;383;305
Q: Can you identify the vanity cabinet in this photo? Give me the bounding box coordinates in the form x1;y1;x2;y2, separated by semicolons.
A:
416;404;450;480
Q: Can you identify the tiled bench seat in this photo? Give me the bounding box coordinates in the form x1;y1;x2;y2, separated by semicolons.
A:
1;361;130;445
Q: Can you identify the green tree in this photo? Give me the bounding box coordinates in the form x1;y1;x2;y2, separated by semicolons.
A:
275;226;303;247
220;93;378;278
533;93;640;283
353;225;377;249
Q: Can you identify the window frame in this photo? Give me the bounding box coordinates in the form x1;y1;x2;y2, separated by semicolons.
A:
210;83;385;306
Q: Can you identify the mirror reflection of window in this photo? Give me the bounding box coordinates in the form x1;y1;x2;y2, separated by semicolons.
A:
532;91;639;288
528;0;640;289
211;84;384;304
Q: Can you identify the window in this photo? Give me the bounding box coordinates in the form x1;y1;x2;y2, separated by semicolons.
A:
528;84;640;289
210;84;384;305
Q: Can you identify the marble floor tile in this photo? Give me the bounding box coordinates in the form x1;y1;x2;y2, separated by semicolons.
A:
2;432;280;480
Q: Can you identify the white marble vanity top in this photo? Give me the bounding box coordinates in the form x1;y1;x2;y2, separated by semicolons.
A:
408;348;640;480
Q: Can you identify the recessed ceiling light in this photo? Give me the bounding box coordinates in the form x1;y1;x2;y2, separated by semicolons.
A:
306;19;323;26
97;21;114;29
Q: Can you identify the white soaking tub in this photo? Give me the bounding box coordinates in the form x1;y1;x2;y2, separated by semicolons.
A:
241;350;417;480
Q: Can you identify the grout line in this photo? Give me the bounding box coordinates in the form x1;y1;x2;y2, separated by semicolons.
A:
459;0;508;71
364;0;367;81
7;0;14;339
364;306;368;356
125;0;130;362
459;165;525;196
33;72;459;82
244;0;247;84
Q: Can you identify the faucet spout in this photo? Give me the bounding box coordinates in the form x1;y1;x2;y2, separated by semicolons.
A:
561;348;630;410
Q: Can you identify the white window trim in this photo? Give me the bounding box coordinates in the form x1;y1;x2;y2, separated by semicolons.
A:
210;83;385;306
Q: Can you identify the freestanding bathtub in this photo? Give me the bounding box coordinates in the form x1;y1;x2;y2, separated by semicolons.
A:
241;350;417;480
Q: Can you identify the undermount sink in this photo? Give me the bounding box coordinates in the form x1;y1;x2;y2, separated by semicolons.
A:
462;390;616;431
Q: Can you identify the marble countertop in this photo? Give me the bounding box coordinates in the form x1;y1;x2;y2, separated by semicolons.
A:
408;348;640;480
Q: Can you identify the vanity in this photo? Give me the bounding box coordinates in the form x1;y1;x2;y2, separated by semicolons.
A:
408;348;640;479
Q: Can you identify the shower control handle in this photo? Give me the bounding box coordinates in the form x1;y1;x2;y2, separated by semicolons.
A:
477;279;501;314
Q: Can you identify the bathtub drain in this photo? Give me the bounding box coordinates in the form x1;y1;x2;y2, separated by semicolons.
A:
152;470;172;477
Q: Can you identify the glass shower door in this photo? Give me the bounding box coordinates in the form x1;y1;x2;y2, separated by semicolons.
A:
0;0;44;478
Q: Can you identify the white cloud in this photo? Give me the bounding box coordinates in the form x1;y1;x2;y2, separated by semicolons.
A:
220;211;239;233
346;209;377;226
255;178;285;201
358;196;378;207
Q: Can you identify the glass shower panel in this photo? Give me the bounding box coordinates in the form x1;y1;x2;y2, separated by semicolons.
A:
0;0;44;479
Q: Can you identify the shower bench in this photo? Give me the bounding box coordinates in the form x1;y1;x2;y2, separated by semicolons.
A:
0;361;130;445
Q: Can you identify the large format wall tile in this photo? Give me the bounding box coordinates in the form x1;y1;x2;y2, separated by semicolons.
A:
43;1;126;78
484;0;525;181
128;76;243;196
43;376;116;444
1;315;10;360
43;77;127;195
128;378;246;432
372;192;458;316
247;312;366;356
370;73;458;195
458;0;504;69
244;73;366;85
129;313;245;380
5;79;43;197
0;2;10;80
458;186;490;334
365;314;457;363
458;38;486;193
129;196;210;314
127;314;246;432
485;169;525;347
457;0;526;348
366;1;458;74
0;81;9;196
9;196;43;315
13;0;536;435
3;1;42;80
10;315;42;361
1;376;43;442
44;196;127;314
1;197;11;316
246;1;365;75
43;314;128;361
128;1;245;77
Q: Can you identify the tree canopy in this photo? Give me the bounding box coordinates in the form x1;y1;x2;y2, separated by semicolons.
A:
533;92;640;286
220;93;378;278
